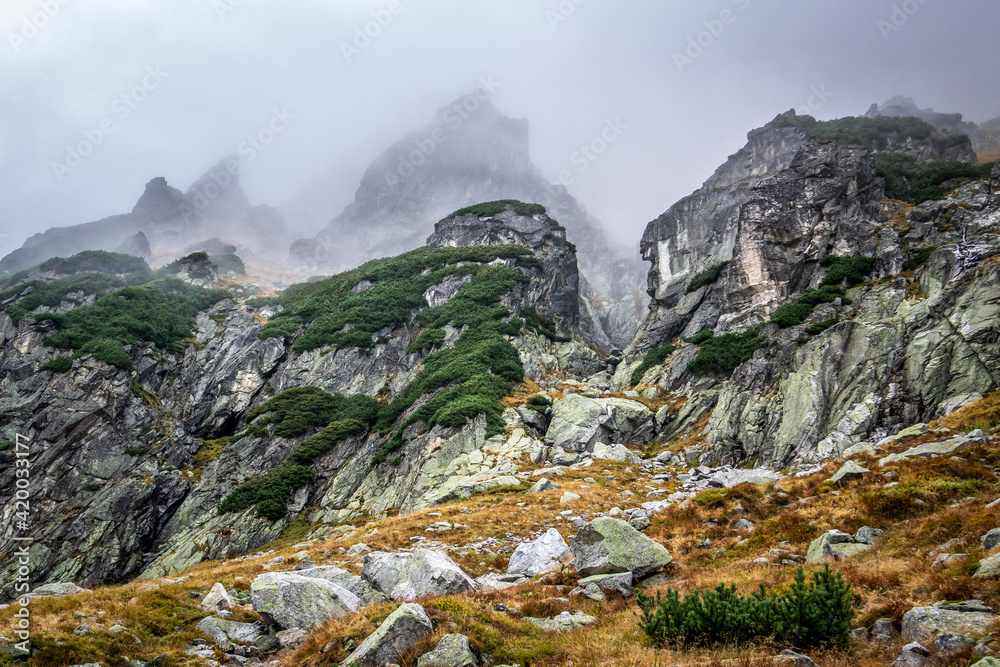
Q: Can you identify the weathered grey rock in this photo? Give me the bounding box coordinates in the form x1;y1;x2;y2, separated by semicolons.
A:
774;649;818;667
200;582;232;613
0;642;31;659
629;513;652;532
295;565;387;605
854;526;883;545
931;553;968;570
973;552;1000;578
343;603;434;667
709;468;782;488
26;582;90;599
250;572;360;629
582;583;607;601
277;627;308;648
733;518;754;531
196;617;264;648
849;626;868;642
570;516;671;577
896;423;930;439
527;477;561;494
578;572;634;597
546;394;654;452
827;461;869;486
980;528;1000;553
507;529;572;577
934;632;977;660
417;633;477;667
475;572;528;592
901;602;997;644
560;492;580;504
879;433;985;466
591;442;640;463
892;642;935;667
362;549;478;601
525;610;597;632
348;543;372;556
805;530;873;564
971;658;1000;667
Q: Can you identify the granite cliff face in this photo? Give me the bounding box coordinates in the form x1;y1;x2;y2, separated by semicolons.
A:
289;96;646;349
0;207;605;594
616;123;999;468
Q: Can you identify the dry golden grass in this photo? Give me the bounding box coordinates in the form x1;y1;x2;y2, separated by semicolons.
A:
5;396;1000;667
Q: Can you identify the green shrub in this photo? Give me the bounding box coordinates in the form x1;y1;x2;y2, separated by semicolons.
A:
630;344;677;386
820;255;875;286
82;483;102;492
687;327;767;375
637;565;853;649
771;303;815;328
1;272;139;323
41;355;74;373
904;246;938;271
522;306;570;343
686;261;730;294
406;328;447;354
768;113;940;149
524;394;553;414
39;278;228;368
691;330;715;344
798;285;846;306
39;250;150;276
876;153;994;205
442;200;547;220
247;386;378;439
804;319;838;336
125;447;148;456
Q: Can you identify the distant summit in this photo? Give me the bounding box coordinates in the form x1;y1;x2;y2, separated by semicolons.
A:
0;159;287;274
865;95;1000;162
290;93;647;347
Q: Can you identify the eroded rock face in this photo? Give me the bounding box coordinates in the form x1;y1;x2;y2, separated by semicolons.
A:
507;528;572;577
546;394;655;452
343;603;434;667
615;118;1000;469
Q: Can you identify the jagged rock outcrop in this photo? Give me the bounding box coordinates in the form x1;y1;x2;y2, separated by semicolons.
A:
616;121;1000;468
288;95;646;348
865;96;978;163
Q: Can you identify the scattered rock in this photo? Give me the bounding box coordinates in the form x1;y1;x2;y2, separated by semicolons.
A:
475;573;528;592
250;572;360;629
591;442;640;464
507;528;572;577
525;610;597;632
891;642;935;667
981;528;1000;553
296;565;387;606
896;423;930;439
879;432;985;466
199;582;233;613
527;478;560;494
872;618;900;643
774;649;819;667
362;549;478;601
849;626;868;642
582;583;607;601
931;553;968;570
578;572;634;597
348;543;372;556
417;633;478;667
629;513;651;532
560;492;581;504
827;461;869;486
196;617;264;648
26;582;90;599
973;552;1000;578
570;516;671;577
734;518;754;531
277;627;308;648
934;632;977;660
901;601;997;644
854;526;884;545
344;603;434;667
805;530;873;563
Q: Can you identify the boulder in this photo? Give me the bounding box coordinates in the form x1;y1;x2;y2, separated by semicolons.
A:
560;492;581;504
629;513;652;532
344;603;434;667
525;610;597;632
546;394;654;452
196;617;264;648
362;549;478;601
891;642;935;667
896;423;930;439
901;601;997;644
973;552;1000;578
934;632;977;660
417;633;478;667
250;572;360;629
475;572;528;592
527;478;560;494
296;565;387;605
774;649;819;667
827;461;869;486
980;528;1000;553
879;432;984;466
200;582;232;613
26;582;90;599
854;526;883;545
577;572;634;597
507;529;572;577
570;517;671;577
971;659;1000;667
709;468;782;488
805;530;873;564
591;442;640;464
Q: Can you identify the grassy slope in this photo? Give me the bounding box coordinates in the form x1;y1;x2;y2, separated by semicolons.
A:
4;393;999;667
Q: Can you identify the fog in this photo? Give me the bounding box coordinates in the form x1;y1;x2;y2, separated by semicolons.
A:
1;0;998;258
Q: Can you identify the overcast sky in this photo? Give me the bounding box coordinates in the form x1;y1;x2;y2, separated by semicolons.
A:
1;0;998;259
